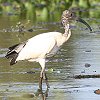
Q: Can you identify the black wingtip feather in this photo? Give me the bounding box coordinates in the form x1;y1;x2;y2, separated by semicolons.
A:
5;42;26;65
9;44;19;50
10;56;18;65
5;45;19;65
5;51;17;59
6;51;18;65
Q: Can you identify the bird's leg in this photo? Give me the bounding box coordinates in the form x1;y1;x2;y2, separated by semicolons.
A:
39;59;46;90
39;59;50;89
39;70;43;90
43;72;50;88
39;69;50;89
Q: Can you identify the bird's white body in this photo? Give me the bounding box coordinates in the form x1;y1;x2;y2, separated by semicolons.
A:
16;31;71;64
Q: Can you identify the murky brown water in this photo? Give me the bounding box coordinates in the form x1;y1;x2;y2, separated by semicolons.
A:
0;16;100;100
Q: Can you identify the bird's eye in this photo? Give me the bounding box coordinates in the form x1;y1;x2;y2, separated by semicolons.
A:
70;13;73;16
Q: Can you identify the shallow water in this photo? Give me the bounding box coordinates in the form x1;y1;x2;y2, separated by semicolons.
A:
0;16;100;100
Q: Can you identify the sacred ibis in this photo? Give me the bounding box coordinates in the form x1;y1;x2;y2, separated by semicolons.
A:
5;9;92;89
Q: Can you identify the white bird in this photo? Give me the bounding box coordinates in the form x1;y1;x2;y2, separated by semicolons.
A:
5;9;92;89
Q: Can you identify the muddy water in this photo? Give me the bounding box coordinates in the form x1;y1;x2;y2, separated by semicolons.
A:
0;16;100;100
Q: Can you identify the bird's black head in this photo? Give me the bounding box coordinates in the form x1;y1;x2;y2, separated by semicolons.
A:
61;10;92;31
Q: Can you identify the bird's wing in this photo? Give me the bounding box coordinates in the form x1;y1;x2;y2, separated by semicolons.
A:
16;36;57;61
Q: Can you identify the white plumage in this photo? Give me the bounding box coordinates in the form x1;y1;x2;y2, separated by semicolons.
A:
5;10;92;89
16;32;71;61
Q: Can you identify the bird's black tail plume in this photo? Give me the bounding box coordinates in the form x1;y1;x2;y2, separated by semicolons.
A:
5;44;20;65
5;42;26;65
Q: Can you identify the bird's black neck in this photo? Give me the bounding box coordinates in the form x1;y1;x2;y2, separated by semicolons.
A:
64;23;71;35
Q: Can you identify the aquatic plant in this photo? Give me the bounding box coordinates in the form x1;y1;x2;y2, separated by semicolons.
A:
0;0;99;21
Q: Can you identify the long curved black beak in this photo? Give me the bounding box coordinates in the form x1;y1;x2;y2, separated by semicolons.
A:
76;17;92;31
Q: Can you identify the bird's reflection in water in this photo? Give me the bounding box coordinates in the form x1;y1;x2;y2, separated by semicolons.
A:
23;88;49;100
36;88;49;100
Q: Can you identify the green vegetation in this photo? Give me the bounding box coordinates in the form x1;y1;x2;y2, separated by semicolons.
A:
0;0;100;22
